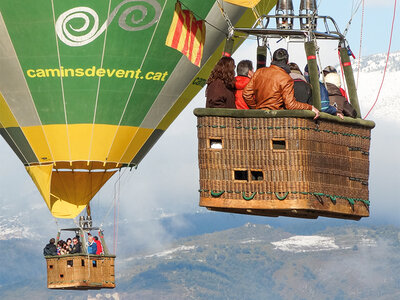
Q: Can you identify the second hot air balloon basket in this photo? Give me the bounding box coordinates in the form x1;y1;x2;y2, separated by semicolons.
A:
194;108;375;220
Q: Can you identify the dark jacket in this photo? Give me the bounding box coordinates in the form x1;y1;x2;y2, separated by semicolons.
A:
234;76;250;109
43;243;57;256
243;64;312;111
290;72;312;105
70;242;82;254
326;83;357;118
206;79;236;108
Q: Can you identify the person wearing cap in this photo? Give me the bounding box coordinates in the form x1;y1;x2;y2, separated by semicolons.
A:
325;72;357;118
234;60;254;109
243;48;319;119
304;64;337;116
322;65;337;77
43;238;57;256
323;65;348;99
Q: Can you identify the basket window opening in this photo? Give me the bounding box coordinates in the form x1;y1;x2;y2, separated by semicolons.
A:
209;138;223;149
67;260;73;267
272;139;286;150
49;265;53;269
234;170;248;181
59;274;64;278
251;170;264;181
81;259;85;267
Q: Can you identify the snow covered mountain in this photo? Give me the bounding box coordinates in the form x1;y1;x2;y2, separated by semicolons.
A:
355;51;400;122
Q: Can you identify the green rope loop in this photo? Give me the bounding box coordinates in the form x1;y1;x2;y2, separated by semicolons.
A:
275;192;289;200
347;198;355;205
211;190;224;197
242;191;257;201
199;189;369;207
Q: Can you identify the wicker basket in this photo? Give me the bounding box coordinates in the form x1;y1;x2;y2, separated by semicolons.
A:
194;108;375;220
46;254;115;289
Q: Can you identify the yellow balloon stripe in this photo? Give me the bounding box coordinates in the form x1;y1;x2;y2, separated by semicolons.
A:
0;92;19;128
22;124;153;165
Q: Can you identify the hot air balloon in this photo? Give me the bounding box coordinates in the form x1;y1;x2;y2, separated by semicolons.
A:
0;0;276;290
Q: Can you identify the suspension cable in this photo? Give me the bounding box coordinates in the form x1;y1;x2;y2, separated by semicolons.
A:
364;0;397;119
356;0;365;88
217;0;234;37
343;0;363;38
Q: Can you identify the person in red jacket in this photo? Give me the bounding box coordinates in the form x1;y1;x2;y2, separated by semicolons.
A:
94;236;103;255
234;60;254;109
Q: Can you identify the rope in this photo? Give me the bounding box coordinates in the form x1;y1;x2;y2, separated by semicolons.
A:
343;0;363;38
364;0;397;119
198;124;372;139
217;0;234;37
356;0;365;88
114;168;121;255
200;189;370;207
338;50;347;95
99;167;128;228
243;191;257;201
113;169;121;254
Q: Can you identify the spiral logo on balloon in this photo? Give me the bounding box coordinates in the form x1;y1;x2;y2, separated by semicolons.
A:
55;0;162;47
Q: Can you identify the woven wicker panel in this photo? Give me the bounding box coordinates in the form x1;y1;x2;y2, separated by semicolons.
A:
197;115;372;220
46;255;115;289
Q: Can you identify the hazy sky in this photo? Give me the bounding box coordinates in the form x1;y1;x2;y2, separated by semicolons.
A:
0;0;399;246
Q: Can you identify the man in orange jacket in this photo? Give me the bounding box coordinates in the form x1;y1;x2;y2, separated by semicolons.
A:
243;48;319;119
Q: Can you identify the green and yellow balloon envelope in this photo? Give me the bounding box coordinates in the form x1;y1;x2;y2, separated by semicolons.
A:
0;0;275;218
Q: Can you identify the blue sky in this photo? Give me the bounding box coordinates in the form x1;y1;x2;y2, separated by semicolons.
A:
320;0;399;56
0;0;399;244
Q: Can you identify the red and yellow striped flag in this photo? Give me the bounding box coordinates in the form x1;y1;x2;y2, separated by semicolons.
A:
165;1;206;67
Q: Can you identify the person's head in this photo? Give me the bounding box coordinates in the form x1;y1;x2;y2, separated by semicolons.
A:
304;64;321;82
88;234;93;242
272;48;289;64
73;237;78;244
325;72;341;88
288;62;302;74
206;56;236;88
94;236;99;241
66;238;72;245
323;65;337;77
237;60;254;78
49;238;55;244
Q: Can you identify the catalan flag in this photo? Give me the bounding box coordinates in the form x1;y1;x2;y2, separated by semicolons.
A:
165;1;206;67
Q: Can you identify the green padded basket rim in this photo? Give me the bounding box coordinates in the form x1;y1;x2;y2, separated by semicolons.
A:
193;108;376;129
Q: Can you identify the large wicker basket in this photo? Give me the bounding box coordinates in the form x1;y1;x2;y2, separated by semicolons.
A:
194;108;375;220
